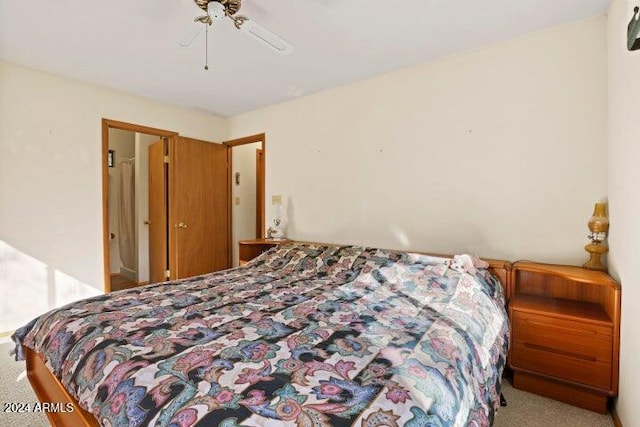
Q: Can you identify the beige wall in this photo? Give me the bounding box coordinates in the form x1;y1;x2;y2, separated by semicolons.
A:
231;142;262;266
227;17;608;263
0;60;227;305
607;1;640;424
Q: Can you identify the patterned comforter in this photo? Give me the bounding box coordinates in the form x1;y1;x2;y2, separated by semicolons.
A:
13;244;509;427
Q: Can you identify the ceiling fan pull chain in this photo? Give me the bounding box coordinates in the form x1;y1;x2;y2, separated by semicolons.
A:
204;24;209;70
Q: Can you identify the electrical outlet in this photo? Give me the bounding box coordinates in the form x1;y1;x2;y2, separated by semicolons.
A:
272;195;282;205
235;197;240;205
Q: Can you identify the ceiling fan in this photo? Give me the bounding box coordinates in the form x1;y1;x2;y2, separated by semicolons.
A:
180;0;293;65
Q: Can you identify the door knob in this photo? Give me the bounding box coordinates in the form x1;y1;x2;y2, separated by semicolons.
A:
175;222;188;228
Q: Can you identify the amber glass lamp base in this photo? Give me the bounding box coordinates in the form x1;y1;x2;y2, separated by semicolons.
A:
583;243;608;271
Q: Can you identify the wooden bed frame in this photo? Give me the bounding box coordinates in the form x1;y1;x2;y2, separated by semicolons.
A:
23;250;512;427
25;347;100;427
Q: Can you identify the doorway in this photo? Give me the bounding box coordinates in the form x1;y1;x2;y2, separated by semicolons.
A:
102;120;177;292
107;128;159;291
224;134;266;266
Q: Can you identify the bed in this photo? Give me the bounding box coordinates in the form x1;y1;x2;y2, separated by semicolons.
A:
12;243;511;426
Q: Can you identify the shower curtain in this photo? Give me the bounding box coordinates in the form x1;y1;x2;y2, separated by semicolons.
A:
118;159;136;273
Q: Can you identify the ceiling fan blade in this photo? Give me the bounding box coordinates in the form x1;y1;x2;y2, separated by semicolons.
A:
179;24;203;47
239;19;293;55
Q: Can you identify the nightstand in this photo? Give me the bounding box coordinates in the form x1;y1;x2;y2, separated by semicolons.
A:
508;261;621;413
238;239;292;266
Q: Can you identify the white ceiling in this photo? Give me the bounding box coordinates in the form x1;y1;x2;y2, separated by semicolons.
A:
0;0;610;117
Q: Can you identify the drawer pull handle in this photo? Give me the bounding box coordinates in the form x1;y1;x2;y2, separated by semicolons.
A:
524;343;597;362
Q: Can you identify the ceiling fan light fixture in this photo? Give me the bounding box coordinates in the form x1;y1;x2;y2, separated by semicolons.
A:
207;1;226;20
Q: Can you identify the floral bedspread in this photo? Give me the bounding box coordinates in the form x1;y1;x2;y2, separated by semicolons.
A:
13;244;509;427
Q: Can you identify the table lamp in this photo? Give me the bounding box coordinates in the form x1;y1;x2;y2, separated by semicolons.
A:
583;202;609;271
268;202;286;240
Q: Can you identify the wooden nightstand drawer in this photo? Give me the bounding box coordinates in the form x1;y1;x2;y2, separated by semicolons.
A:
511;343;611;389
512;311;613;363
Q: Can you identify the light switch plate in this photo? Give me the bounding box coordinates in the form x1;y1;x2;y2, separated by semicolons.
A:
272;195;282;205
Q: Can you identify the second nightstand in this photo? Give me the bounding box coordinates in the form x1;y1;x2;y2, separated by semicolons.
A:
508;261;621;413
238;239;292;266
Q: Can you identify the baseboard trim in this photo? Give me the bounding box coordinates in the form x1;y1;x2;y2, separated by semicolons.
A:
612;403;623;427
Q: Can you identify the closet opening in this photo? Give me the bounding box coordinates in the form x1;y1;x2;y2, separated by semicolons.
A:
224;134;266;266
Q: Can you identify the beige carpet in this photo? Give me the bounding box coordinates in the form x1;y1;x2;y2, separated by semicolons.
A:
0;342;48;426
495;380;614;427
0;341;616;426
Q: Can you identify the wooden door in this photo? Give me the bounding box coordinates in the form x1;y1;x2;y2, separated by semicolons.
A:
169;137;229;279
148;139;168;283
